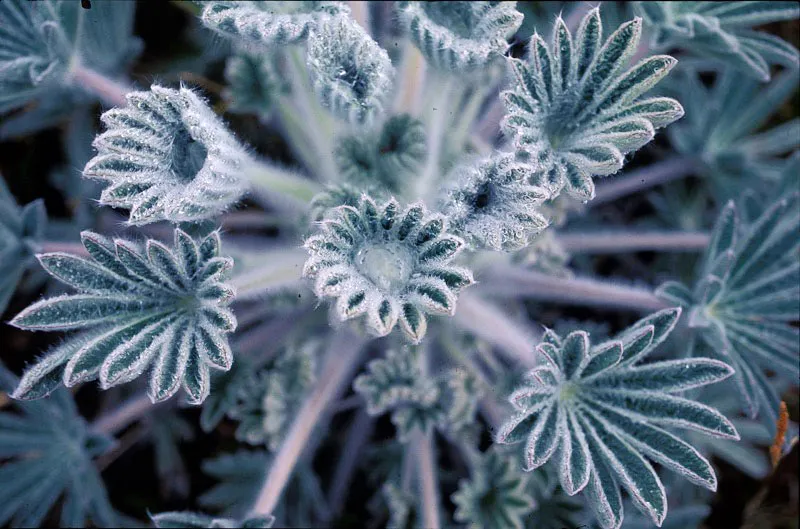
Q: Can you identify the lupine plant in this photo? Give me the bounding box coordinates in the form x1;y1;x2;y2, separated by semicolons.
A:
0;1;797;528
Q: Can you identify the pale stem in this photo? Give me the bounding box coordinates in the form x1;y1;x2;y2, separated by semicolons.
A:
449;85;491;153
230;247;308;301
479;264;669;312
243;159;323;206
221;211;287;231
592;156;697;206
393;41;427;115
69;65;130;107
347;1;371;33
249;331;368;517
326;408;375;519
274;97;325;175
413;429;441;529
558;231;710;254
475;96;503;143
284;48;338;183
91;392;155;435
415;74;454;200
234;307;315;365
454;291;539;368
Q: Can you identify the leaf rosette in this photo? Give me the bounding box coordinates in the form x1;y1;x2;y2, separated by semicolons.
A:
303;195;474;342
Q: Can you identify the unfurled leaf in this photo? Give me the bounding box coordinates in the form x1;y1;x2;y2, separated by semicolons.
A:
12;229;237;404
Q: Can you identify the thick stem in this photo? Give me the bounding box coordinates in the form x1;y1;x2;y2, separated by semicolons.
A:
70;65;130;108
249;331;367;518
415;74;454;200
91;393;155;435
475;96;503;143
230;247;308;301
284;48;338;183
413;429;441;529
243;159;323;207
449;85;490;152
454;291;538;368
347;1;371;33
393;41;427;115
558;231;710;254
326;409;375;519
592;157;697;206
479;265;668;312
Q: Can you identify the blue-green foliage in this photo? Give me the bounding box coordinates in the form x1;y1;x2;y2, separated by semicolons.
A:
303;195;473;342
334;114;427;196
664;67;800;201
0;0;141;136
84;85;251;225
306;15;394;125
451;447;535;529
228;342;317;449
0;178;46;315
398;1;523;72
635;1;800;81
440;152;549;251
496;309;738;528
224;51;288;120
200;1;348;48
0;365;116;527
656;196;800;434
11;229;237;404
502;8;684;200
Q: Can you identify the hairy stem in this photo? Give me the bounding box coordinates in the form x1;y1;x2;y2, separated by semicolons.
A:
394;40;426;115
454;291;538;367
230;247;308;301
558;231;710;253
69;65;130;108
413;429;441;529
91;393;155;435
327;409;375;519
347;0;371;33
249;331;367;518
479;265;669;312
285;48;338;183
450;85;491;153
243;159;323;206
415;74;454;200
592;156;697;206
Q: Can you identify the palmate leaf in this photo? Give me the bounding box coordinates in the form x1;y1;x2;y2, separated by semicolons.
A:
200;1;348;48
664;67;799;202
0;365;116;528
501;7;683;200
11;229;237;404
635;1;800;82
0;176;47;316
303;194;474;343
0;0;141;132
84;85;252;225
496;309;737;529
334;114;427;196
227;341;318;450
398;1;523;72
451;447;535;529
656;194;800;434
440;152;549;251
306;15;394;125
